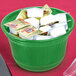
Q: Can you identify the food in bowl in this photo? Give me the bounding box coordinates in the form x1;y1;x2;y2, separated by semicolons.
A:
4;4;70;40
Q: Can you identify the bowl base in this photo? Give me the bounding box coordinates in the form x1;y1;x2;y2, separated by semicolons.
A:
15;58;63;72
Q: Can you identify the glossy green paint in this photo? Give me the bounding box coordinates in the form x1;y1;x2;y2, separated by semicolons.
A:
1;7;75;72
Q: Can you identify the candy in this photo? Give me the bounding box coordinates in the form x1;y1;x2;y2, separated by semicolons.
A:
40;14;57;25
24;18;39;28
51;22;67;29
55;13;68;30
27;8;44;17
4;19;30;34
4;4;68;40
39;26;52;32
19;26;42;38
9;27;18;34
33;35;53;40
55;13;67;22
4;19;30;29
19;33;33;40
16;10;27;20
42;4;52;16
48;26;66;37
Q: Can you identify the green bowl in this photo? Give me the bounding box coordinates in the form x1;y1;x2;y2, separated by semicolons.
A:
1;7;75;72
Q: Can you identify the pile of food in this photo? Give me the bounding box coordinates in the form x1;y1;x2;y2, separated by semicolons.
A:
4;4;70;40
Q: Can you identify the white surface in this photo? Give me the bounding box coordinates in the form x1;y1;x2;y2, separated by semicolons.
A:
9;27;18;35
55;13;68;30
55;13;67;22
39;26;52;32
52;22;68;30
40;14;56;25
24;18;39;28
27;8;44;17
49;26;66;37
33;35;53;40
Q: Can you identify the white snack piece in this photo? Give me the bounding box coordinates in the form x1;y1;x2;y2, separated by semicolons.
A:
51;22;68;30
19;33;33;40
27;8;44;17
40;14;56;25
24;18;39;28
40;13;68;30
33;35;53;40
63;58;76;76
55;13;67;22
39;26;52;32
9;27;18;35
55;13;68;30
49;26;66;37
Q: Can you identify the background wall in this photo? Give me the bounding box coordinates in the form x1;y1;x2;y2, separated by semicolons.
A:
0;0;76;76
